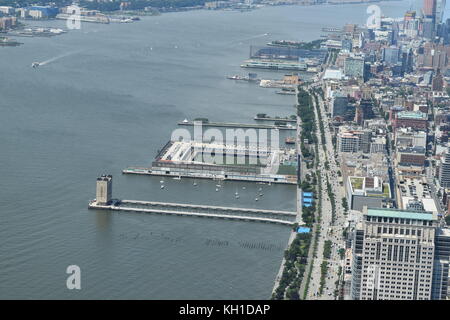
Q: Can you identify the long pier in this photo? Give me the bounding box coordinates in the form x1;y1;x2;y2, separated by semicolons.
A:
254;117;296;123
178;121;295;130
88;200;295;226
121;199;296;216
122;167;297;185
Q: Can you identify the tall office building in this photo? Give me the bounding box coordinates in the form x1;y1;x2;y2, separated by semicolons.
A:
435;0;446;25
423;17;436;39
96;175;112;205
433;228;450;299
423;0;437;17
440;147;450;188
350;207;450;300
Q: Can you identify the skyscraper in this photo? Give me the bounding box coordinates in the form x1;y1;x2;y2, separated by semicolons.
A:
440;147;450;188
423;0;437;18
435;0;446;25
350;207;450;300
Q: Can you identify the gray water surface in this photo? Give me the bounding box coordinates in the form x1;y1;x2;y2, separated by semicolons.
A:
0;2;412;299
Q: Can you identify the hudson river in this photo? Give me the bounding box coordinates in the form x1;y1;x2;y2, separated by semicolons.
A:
0;1;414;299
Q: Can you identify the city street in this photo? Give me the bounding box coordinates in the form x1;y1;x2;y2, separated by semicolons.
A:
301;81;347;300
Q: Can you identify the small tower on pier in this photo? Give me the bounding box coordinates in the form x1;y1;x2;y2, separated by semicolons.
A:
96;175;112;205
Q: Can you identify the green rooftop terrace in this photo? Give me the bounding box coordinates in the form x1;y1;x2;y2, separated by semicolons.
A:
350;177;364;190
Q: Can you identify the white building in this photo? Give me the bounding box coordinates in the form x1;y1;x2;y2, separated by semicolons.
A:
350;207;450;300
0;6;15;15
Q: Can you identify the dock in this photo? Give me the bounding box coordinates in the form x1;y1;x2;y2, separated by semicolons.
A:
122;167;297;184
254;117;296;123
88;199;296;226
178;121;295;130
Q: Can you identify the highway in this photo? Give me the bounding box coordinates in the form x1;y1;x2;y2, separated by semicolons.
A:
298;59;347;299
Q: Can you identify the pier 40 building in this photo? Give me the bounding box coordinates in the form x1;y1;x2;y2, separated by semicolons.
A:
350;207;450;300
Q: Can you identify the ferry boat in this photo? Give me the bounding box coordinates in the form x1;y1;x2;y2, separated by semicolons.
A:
285;137;296;144
226;73;260;82
0;37;21;46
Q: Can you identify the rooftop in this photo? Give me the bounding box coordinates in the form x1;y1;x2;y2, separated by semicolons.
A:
397;111;427;120
367;208;434;221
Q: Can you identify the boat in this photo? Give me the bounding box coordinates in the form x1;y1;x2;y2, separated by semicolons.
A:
226;73;261;82
173;175;181;180
285;137;296;144
227;75;244;80
31;62;40;68
0;36;22;46
276;87;296;95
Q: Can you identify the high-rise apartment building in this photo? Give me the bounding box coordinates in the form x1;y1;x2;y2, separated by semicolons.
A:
338;129;371;153
344;55;366;80
439;147;450;188
350;207;450;300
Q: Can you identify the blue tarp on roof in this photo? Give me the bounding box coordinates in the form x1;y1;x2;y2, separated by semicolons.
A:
303;203;312;207
303;198;313;203
303;192;313;198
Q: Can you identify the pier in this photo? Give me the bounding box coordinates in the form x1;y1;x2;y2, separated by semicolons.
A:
254;117;296;123
89;199;296;226
122;167;297;184
178;121;295;130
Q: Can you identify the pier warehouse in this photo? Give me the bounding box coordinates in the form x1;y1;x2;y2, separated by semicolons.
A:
124;140;297;184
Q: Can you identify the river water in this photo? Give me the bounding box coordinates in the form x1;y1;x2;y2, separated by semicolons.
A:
0;1;415;299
